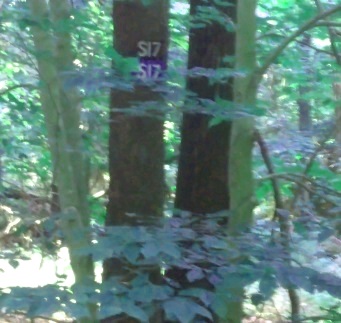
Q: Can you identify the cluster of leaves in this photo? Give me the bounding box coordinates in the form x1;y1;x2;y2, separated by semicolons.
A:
1;214;340;322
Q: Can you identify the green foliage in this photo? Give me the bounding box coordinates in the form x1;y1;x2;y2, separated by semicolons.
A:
2;217;340;321
0;0;341;322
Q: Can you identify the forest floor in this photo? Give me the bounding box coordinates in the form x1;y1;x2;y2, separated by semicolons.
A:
0;201;340;323
0;240;339;323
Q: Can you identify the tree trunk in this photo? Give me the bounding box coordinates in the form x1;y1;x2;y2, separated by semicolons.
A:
28;1;96;321
174;0;236;216
333;82;341;156
106;0;169;225
103;1;169;321
297;34;312;132
167;0;236;321
220;1;257;322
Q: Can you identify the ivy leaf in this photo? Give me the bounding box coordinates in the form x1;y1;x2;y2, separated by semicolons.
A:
99;304;123;320
9;259;20;269
208;117;224;127
163;297;212;323
122;302;149;322
141;241;160;259
160;241;181;259
179;288;214;306
258;273;277;301
318;227;334;242
251;293;265;306
122;243;141;264
186;267;205;282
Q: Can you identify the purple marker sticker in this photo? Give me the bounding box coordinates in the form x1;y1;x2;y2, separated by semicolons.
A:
136;58;167;81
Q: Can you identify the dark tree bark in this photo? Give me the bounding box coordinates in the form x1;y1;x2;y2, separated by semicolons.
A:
174;0;236;216
103;1;169;321
166;0;236;320
105;0;169;231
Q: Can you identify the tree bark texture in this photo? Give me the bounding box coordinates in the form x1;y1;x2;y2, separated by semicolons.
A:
166;1;236;321
103;6;169;317
221;1;257;322
174;0;236;215
28;0;96;321
106;1;169;228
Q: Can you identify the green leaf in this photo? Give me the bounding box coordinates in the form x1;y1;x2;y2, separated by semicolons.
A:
141;0;153;6
208;117;224;127
122;243;141;264
99;304;123;320
179;288;214;306
251;293;265;306
123;302;149;322
258;273;277;301
163;297;212;323
141;241;160;258
9;259;20;269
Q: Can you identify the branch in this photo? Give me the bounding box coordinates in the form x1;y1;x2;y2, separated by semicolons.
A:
254;130;284;210
0;83;35;97
258;32;335;56
302;126;335;176
314;0;341;65
295;39;335;56
314;21;341;27
258;172;341;197
255;129;301;322
257;4;341;79
258;173;340;206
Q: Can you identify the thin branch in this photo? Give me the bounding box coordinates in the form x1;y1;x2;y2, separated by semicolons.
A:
0;83;36;97
295;39;335;56
301;127;335;177
258;32;335;56
255;129;301;322
255;130;283;210
257;4;341;79
314;21;341;27
257;173;340;206
314;0;341;65
259;172;341;197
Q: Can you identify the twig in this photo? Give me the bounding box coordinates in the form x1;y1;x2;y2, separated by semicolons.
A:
291;127;336;208
258;32;335;56
296;39;335;56
258;172;341;196
254;130;283;213
257;173;340;206
0;83;36;97
255;129;301;322
257;4;341;79
314;0;341;66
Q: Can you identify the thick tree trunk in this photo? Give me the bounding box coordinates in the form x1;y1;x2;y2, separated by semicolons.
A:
167;0;236;321
103;1;169;321
174;0;236;215
106;0;169;226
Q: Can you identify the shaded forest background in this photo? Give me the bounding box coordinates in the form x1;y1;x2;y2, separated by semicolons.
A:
0;0;340;322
